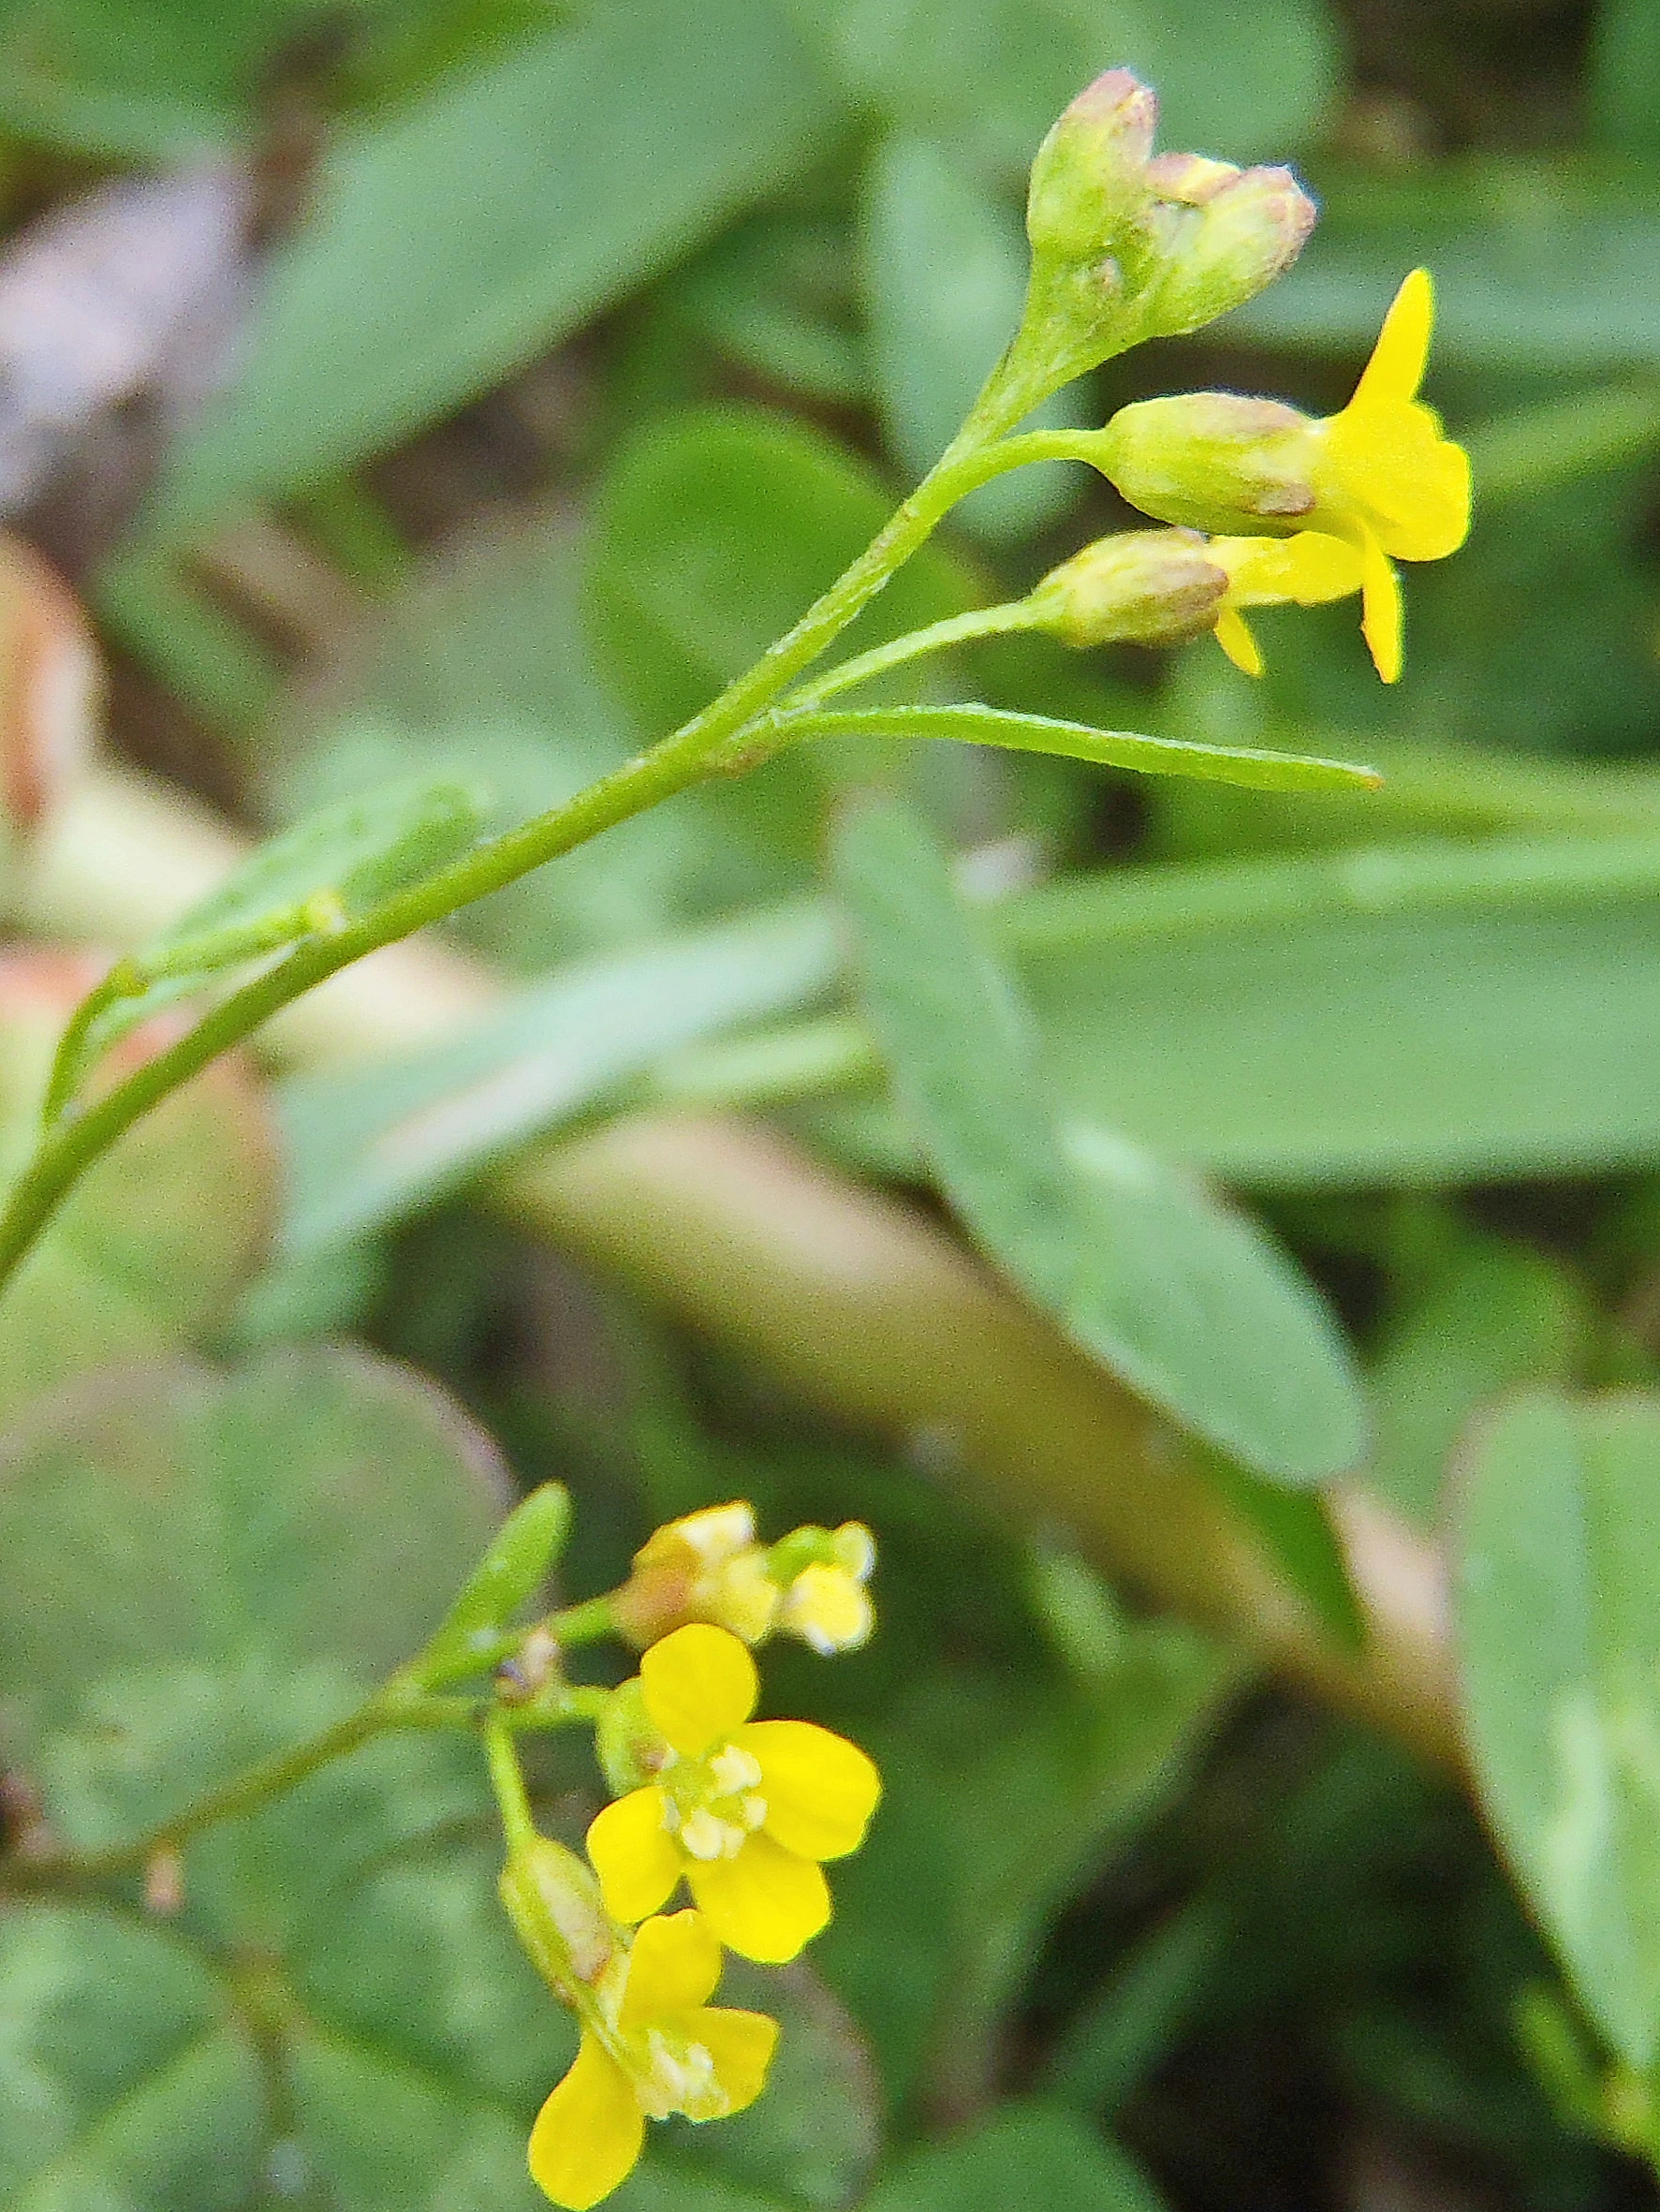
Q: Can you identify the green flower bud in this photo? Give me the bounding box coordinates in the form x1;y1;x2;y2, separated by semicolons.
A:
1095;394;1318;537
499;1835;615;1994
595;1677;668;1795
1139;159;1316;338
1023;528;1228;648
1026;68;1157;263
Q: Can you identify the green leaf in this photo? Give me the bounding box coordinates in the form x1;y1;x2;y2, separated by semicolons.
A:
0;953;273;1424
862;2101;1170;2212
795;0;1340;171
1004;835;1660;1187
832;797;1366;1484
1589;0;1660;158
587;406;984;737
1370;1233;1594;1529
780;704;1382;794
277;897;840;1253
66;774;489;1087
147;0;840;527
1459;1391;1660;2071
414;1481;572;1688
861;134;1085;540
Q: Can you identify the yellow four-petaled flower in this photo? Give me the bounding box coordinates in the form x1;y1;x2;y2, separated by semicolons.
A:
586;1623;881;1963
528;1909;777;2210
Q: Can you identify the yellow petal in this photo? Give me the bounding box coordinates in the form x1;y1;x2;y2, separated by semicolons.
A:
1212;532;1363;608
528;2036;645;2210
1212;605;1263;676
639;1624;757;1755
1349;267;1433;411
1359;531;1403;684
687;1832;830;1962
621;1910;722;2025
587;1790;682;1924
691;2007;781;2116
737;1720;881;1861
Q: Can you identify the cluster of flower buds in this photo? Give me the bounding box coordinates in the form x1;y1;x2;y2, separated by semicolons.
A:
1006;68;1315;407
611;1500;875;1657
490;1503;880;2210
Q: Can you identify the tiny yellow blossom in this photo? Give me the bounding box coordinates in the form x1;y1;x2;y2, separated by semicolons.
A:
776;1524;875;1655
587;1623;880;1963
528;1910;777;2210
1206;532;1364;677
615;1502;781;1648
1094;268;1470;682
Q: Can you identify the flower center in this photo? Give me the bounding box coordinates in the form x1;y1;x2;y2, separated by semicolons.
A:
636;2028;727;2121
658;1740;768;1861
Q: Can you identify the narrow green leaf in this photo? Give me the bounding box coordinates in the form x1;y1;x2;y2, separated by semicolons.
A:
780;704;1382;794
832;797;1367;1484
148;0;840;525
1459;1391;1660;2070
414;1482;572;1688
278;899;840;1253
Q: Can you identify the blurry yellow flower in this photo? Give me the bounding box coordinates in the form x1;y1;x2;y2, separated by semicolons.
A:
617;1501;781;1647
1094;268;1470;682
528;1910;776;2210
587;1623;880;1962
1206;532;1364;678
777;1524;875;1655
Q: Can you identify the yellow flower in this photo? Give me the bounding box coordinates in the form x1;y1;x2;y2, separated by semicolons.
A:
586;1623;881;1963
1301;269;1470;682
1094;269;1470;682
1206;532;1364;677
528;1910;777;2210
617;1502;782;1648
777;1524;875;1655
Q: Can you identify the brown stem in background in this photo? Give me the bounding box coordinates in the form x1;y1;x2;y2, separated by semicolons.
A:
11;762;1461;1773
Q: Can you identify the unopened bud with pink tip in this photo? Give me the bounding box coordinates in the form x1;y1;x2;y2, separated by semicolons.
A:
1022;529;1228;649
1140;160;1316;339
1026;69;1158;264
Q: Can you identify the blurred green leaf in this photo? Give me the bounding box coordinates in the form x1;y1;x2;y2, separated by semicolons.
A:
0;954;272;1424
1232;163;1660;369
1006;836;1660;1187
415;1480;571;1687
1589;0;1660;160
278;897;839;1252
1369;1232;1594;1529
589;406;984;736
1460;1391;1660;2072
833;796;1366;1483
861;133;1085;540
148;0;841;526
862;2101;1169;2212
793;0;1340;171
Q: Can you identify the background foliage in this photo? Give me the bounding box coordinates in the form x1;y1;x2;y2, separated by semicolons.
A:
5;1;1660;2209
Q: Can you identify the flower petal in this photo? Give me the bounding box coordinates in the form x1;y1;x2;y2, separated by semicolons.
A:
687;1831;830;1962
622;1910;722;2026
1212;604;1263;675
1350;267;1432;411
691;2006;781;2116
528;2035;645;2210
587;1790;681;1924
1358;531;1403;684
737;1720;882;1862
639;1623;757;1755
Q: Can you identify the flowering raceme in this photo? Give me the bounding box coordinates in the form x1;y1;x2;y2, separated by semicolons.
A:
613;1500;876;1654
527;1910;777;2210
1092;268;1470;680
586;1623;881;1962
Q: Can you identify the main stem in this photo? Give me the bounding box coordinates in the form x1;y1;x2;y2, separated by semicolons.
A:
0;397;1050;1299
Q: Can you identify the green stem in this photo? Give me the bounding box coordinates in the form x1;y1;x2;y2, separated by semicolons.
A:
0;408;1074;1296
484;1713;537;1855
784;601;1045;710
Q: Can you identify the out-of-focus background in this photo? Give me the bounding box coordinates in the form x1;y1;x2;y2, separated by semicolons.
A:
7;4;1660;2211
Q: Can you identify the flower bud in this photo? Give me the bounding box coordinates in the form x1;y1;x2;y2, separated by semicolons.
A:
1141;162;1316;338
1026;69;1158;263
595;1677;669;1795
765;1521;877;1655
612;1499;780;1648
1095;394;1319;537
1023;528;1228;649
500;1835;615;1994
